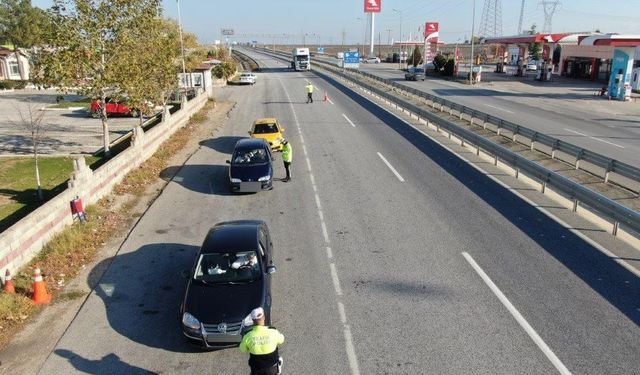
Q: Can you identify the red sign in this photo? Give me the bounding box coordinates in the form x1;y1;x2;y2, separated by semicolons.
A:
364;0;381;13
424;22;439;40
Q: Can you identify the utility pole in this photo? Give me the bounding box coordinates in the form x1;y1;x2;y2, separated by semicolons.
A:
470;0;476;85
393;8;403;68
386;28;392;45
176;0;188;88
341;28;346;47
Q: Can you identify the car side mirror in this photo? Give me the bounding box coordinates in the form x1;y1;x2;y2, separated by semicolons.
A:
266;265;276;274
225;160;230;164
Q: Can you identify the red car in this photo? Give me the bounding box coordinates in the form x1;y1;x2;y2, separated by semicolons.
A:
90;97;139;118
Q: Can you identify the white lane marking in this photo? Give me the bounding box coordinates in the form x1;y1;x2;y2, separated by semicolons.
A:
462;252;573;375
326;246;333;259
315;193;323;210
328;98;335;105
343;325;361;375
563;128;587;137
321;221;329;243
318;209;324;222
485;104;515;114
564;128;625;149
337;302;347;323
277;73;361;375
329;263;343;296
309;173;316;186
342;114;356;128
302;144;308;154
376;152;405;182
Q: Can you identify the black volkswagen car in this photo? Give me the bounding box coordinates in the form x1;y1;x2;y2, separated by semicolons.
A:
227;139;274;193
180;220;277;348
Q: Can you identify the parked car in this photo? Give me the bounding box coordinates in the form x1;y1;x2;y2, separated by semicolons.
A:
180;220;277;348
405;66;426;81
227;139;274;193
364;57;381;64
248;118;285;151
526;60;539;71
90;97;140;118
239;72;256;85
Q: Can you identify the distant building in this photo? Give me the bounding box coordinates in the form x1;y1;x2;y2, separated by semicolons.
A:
0;47;30;81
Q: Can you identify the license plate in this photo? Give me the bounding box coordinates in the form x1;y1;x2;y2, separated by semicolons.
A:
239;182;262;192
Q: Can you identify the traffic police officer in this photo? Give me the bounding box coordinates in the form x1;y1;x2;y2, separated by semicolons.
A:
240;307;285;375
305;81;314;103
281;139;292;182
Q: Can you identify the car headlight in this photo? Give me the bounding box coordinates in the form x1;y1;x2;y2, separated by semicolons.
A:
230;178;241;183
258;175;271;182
182;312;200;330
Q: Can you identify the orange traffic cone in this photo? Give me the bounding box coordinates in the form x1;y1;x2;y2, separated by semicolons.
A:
3;269;15;294
31;266;51;305
323;92;328;102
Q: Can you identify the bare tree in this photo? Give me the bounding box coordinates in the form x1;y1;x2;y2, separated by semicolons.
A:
12;98;48;200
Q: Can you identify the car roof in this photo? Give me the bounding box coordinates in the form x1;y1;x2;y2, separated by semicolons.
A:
201;221;265;253
234;138;268;150
254;118;278;124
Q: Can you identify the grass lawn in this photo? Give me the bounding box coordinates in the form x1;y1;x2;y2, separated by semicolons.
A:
0;156;101;232
47;97;91;109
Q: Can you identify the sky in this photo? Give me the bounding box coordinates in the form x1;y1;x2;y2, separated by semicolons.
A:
32;0;640;45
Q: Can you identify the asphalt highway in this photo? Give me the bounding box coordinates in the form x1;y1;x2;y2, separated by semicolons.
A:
37;49;640;374
321;57;640;167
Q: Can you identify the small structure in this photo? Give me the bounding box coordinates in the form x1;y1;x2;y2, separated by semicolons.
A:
0;47;30;81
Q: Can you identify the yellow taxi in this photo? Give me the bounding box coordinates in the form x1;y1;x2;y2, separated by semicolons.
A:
248;118;285;151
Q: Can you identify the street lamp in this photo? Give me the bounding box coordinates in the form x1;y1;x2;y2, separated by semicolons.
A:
356;17;366;57
176;0;188;89
393;8;403;68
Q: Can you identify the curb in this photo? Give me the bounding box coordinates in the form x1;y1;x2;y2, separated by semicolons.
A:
40;107;87;112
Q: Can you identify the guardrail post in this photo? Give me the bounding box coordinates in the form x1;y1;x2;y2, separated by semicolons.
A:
572;198;579;212
512;126;519;142
551;140;558;159
459;111;463;120
476;145;481;156
496;120;502;136
449;106;453;116
612;221;619;236
470;114;475;126
494;154;499;166
575;150;583;170
530;133;537;150
461;138;465;147
541;180;547;193
482;116;487;130
604;160;613;183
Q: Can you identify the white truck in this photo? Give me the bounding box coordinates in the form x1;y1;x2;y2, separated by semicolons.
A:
291;47;311;71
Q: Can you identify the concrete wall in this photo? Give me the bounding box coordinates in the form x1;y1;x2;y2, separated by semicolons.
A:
0;92;209;280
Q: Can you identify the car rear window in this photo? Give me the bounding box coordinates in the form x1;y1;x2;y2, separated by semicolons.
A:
253;123;278;134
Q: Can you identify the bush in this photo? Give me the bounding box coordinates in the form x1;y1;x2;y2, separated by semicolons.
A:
443;58;455;76
0;80;28;90
213;61;237;79
433;54;447;71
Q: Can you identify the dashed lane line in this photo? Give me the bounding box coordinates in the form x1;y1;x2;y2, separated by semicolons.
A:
376;152;405;182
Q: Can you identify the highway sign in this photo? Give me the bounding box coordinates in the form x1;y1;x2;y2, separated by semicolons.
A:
317;47;325;54
221;28;234;36
343;51;360;69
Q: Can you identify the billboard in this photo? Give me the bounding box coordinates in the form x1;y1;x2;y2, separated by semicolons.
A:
424;22;439;41
221;28;234;36
364;0;381;13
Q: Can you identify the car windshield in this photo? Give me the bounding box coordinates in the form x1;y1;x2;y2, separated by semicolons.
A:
253;123;279;134
194;251;260;284
415;68;425;73
296;55;308;61
232;148;268;164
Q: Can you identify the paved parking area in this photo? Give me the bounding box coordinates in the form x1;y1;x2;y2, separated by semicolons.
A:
0;89;140;155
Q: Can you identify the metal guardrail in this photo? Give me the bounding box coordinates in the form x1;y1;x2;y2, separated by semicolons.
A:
352;66;640;190
256;48;640;236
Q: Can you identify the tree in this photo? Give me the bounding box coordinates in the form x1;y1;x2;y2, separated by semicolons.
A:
0;0;49;80
528;42;542;61
409;45;423;67
433;54;447;71
35;0;165;157
12;98;49;200
443;58;455;76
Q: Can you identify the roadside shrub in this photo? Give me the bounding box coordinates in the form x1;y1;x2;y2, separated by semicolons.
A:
213;61;237;79
433;54;447;72
0;80;28;90
443;58;455;76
